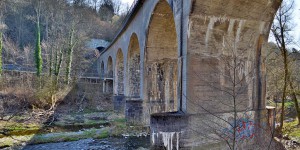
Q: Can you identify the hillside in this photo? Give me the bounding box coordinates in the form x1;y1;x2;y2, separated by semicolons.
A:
0;0;128;75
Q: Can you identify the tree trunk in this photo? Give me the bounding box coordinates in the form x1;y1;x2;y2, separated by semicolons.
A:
54;47;63;88
65;25;75;85
289;81;300;125
279;50;288;131
0;32;2;76
35;5;43;77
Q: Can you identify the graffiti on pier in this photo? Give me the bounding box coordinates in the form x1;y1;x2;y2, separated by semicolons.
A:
222;113;258;141
222;117;255;141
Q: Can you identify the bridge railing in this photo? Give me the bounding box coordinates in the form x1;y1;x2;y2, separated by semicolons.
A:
128;0;139;16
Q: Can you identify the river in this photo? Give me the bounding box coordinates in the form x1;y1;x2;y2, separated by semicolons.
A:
19;136;150;150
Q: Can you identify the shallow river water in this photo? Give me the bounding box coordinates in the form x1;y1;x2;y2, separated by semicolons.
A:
19;136;150;150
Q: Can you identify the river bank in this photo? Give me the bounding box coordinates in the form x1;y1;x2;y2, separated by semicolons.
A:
0;110;150;149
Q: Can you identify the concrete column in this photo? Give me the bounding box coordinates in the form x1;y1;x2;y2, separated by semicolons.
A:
150;112;189;149
125;97;144;125
113;95;125;113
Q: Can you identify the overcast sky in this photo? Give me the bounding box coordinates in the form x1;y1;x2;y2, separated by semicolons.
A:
121;0;134;5
292;0;300;47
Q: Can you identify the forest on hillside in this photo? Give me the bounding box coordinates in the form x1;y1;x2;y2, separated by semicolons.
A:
0;0;129;75
0;0;131;138
0;1;135;148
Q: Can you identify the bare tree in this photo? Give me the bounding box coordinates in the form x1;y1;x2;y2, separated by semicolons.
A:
91;0;102;11
98;0;114;21
0;1;5;76
112;0;121;15
65;22;77;85
271;0;300;129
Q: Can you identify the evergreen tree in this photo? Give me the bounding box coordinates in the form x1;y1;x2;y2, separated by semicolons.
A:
35;7;42;76
65;24;76;85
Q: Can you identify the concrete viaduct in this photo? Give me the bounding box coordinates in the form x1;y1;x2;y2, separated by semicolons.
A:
98;0;281;149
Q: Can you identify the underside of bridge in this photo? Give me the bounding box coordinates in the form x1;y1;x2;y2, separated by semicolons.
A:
144;0;178;115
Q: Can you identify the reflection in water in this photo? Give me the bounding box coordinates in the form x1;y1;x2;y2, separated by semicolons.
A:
91;136;150;150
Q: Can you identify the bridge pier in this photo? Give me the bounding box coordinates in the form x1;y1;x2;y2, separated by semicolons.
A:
113;95;125;113
150;112;189;150
125;97;144;125
150;109;282;149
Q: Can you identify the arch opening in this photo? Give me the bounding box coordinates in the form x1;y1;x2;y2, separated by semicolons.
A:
115;49;124;95
107;56;113;78
145;0;178;113
127;33;141;97
105;56;113;93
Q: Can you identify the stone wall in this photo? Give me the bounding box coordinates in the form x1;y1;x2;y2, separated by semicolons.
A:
150;110;282;150
186;0;281;114
144;0;179;116
125;98;144;125
127;33;141;97
116;49;124;95
113;95;125;113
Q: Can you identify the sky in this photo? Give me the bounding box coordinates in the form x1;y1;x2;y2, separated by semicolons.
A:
121;0;134;5
292;0;300;47
118;0;134;14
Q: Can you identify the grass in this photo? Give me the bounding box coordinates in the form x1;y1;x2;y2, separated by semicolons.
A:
273;100;297;110
0;135;34;148
84;120;108;125
0;121;40;129
0;128;110;148
113;118;126;123
109;118;127;136
0;112;119;148
0;112;148;148
29;127;110;144
285;101;295;109
283;119;300;142
110;118;149;137
0;121;41;138
53;119;108;127
81;108;103;114
52;112;111;129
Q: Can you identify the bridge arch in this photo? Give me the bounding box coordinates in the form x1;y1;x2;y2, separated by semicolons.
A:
126;33;141;97
107;56;113;78
115;49;124;95
144;0;178;113
104;56;113;93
